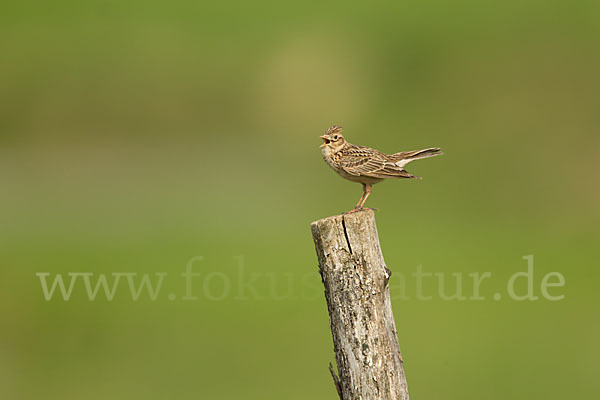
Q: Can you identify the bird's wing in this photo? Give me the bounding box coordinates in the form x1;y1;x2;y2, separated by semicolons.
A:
340;146;418;179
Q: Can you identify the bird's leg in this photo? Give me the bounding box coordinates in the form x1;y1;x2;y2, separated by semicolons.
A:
359;184;372;209
355;184;367;209
345;184;367;214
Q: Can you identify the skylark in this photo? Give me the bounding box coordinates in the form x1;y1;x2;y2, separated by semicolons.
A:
320;125;442;212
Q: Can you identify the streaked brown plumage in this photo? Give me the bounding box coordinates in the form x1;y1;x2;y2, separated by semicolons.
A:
320;125;442;212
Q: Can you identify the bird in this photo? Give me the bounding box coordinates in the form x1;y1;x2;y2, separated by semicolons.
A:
320;125;442;213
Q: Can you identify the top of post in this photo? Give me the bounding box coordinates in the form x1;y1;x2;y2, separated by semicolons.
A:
310;209;375;230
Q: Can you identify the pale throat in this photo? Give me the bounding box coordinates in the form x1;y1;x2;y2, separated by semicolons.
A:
321;144;340;169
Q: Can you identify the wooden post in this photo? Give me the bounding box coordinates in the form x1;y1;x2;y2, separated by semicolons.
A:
310;209;409;400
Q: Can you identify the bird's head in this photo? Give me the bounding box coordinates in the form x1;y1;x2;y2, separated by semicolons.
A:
320;125;346;151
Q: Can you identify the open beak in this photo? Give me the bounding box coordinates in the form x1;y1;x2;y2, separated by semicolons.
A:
320;135;330;148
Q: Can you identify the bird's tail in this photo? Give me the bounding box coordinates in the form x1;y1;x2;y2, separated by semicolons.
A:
391;147;443;161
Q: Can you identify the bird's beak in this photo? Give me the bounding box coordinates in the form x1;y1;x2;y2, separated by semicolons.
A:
320;135;330;148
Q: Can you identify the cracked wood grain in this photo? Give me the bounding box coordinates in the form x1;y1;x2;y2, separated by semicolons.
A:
311;209;409;400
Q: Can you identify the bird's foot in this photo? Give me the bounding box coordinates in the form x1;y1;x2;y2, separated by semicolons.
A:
343;207;378;215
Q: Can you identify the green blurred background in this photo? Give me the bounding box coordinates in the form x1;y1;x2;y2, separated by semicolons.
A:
1;1;599;399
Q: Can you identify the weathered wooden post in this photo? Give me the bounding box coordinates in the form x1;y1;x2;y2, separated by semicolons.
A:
311;209;409;400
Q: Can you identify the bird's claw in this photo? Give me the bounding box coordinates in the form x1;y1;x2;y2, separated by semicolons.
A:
343;207;378;215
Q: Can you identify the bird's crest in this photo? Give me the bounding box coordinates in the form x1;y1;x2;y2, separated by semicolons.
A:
326;126;343;135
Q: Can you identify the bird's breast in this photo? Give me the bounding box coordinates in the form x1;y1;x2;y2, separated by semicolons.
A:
321;147;339;170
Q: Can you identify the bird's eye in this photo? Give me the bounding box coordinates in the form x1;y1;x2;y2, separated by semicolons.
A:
333;135;338;140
